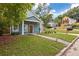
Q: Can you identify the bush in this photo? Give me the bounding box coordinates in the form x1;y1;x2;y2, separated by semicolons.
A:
0;31;3;36
44;28;56;34
0;21;9;36
72;23;79;29
0;28;4;36
11;32;20;35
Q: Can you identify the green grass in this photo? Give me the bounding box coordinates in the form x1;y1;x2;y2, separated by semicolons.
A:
41;28;76;42
0;35;65;56
45;28;79;34
41;33;76;42
56;29;79;34
69;30;79;34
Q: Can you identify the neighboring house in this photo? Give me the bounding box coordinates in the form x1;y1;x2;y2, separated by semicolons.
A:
68;18;76;24
48;21;57;28
11;11;44;35
62;16;76;25
60;16;76;29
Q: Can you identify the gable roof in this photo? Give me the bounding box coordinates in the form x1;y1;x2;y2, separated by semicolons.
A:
25;10;43;24
31;11;43;22
25;16;40;22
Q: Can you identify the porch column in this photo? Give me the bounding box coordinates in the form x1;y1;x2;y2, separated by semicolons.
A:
39;23;42;33
22;21;24;35
39;22;44;33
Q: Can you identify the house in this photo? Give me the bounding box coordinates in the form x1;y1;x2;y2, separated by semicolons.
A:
60;16;76;29
11;11;44;35
62;16;76;25
48;21;57;28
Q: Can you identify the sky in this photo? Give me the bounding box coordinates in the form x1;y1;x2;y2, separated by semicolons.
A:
34;3;79;18
49;3;71;13
48;3;79;18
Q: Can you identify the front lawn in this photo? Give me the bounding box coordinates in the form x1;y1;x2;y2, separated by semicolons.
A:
40;28;76;42
56;29;79;34
45;28;79;34
0;35;65;56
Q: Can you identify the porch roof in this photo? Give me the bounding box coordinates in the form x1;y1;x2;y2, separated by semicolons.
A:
25;16;40;23
25;19;39;23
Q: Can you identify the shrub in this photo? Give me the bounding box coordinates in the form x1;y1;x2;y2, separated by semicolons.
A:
44;28;56;34
0;27;4;36
72;23;79;29
0;21;9;36
0;30;3;36
11;32;20;35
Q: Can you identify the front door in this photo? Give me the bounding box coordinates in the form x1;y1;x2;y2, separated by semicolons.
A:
29;24;34;33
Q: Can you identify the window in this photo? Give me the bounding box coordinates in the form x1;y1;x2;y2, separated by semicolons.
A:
12;25;19;32
24;24;28;33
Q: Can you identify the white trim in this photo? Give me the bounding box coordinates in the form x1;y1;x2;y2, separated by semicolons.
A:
33;24;34;33
25;19;39;22
22;21;24;35
39;23;43;33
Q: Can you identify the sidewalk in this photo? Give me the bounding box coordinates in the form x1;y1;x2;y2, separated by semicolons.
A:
33;34;69;45
63;39;79;56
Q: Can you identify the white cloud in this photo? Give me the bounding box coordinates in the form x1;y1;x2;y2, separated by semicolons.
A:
52;8;70;18
52;10;56;13
71;3;79;8
60;9;69;15
46;3;50;6
49;9;56;14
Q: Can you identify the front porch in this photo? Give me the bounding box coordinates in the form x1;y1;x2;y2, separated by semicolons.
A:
11;20;41;35
23;21;40;34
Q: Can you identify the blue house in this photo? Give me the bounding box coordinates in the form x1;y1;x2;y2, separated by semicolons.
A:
11;11;44;35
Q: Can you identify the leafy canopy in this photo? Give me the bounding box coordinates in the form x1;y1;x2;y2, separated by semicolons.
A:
0;3;34;34
0;3;34;26
35;3;53;26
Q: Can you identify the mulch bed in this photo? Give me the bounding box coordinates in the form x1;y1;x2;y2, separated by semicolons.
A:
0;35;14;45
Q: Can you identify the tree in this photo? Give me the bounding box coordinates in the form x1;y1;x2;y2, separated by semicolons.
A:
54;15;63;24
54;6;79;24
41;14;53;26
0;3;34;35
35;3;53;27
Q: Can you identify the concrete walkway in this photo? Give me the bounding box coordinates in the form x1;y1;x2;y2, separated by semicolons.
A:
32;34;70;45
63;39;79;56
